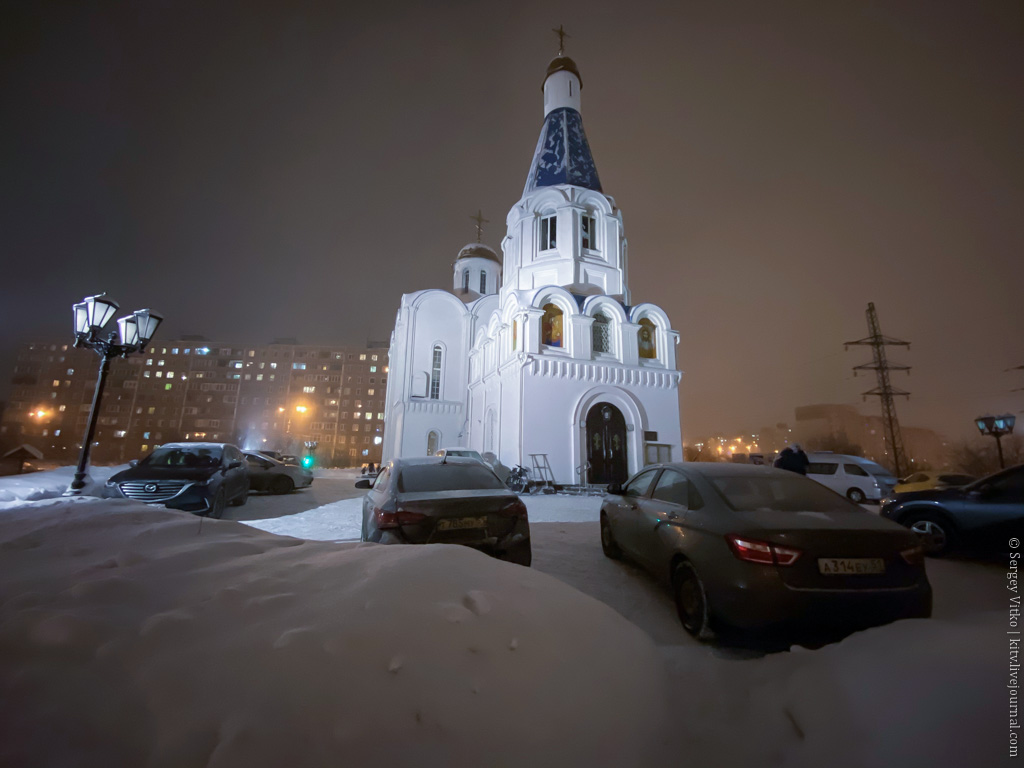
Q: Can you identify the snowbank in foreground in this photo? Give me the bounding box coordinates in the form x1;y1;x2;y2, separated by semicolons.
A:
0;464;125;507
0;500;665;768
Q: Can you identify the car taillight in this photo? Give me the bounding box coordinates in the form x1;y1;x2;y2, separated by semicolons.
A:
374;508;427;529
726;535;802;566
900;545;925;566
499;498;528;519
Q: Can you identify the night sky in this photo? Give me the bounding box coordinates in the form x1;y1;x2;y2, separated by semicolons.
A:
3;0;1022;441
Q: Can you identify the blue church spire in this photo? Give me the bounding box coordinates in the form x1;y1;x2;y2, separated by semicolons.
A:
523;40;602;196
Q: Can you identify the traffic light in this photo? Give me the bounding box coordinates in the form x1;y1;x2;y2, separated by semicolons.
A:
301;455;315;469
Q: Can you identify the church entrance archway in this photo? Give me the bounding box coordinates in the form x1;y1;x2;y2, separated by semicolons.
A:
586;402;627;485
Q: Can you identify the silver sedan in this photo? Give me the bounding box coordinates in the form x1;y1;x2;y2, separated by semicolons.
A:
243;451;313;494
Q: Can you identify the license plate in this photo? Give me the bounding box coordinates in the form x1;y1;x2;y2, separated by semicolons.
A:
818;558;886;575
436;516;487;531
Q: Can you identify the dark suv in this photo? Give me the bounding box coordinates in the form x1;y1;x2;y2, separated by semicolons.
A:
105;442;249;518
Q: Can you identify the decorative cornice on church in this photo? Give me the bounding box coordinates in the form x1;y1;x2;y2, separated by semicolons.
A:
525;357;680;389
405;399;463;416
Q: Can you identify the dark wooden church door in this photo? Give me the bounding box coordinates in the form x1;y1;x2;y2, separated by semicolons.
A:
586;402;627;485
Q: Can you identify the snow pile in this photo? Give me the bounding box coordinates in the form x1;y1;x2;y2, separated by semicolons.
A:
0;500;665;768
0;464;125;507
244;493;604;542
659;610;1005;766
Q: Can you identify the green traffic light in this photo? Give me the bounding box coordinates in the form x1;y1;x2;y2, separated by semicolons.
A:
301;456;314;469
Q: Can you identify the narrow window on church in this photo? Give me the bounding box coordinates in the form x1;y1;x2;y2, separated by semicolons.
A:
638;318;657;359
540;214;557;251
582;215;596;250
462;269;469;292
427;430;439;456
541;303;563;348
479;270;487;293
512;319;518;350
429;345;442;399
592;313;611;354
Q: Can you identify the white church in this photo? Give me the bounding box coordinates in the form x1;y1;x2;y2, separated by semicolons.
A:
380;47;682;485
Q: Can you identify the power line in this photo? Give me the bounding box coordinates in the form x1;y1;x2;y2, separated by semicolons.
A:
845;302;911;477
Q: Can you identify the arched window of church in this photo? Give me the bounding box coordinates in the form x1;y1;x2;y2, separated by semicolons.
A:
479;270;487;293
427;430;439;456
429;345;442;399
592;313;611;354
540;214;557;251
582;214;597;250
638;318;657;359
462;269;469;292
541;303;563;348
512;319;518;351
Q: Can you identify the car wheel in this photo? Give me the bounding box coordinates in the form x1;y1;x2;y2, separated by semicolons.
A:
600;513;622;560
846;488;866;504
906;514;953;556
208;489;226;519
230;484;249;507
672;560;713;641
271;475;294;495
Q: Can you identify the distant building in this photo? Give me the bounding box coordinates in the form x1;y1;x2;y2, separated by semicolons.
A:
792;403;948;470
382;50;682;483
0;339;390;467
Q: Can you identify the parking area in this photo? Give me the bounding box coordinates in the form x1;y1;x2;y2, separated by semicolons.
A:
221;477;366;522
229;477;1009;652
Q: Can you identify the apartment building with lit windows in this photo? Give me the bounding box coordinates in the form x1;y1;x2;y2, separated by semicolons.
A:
0;338;389;467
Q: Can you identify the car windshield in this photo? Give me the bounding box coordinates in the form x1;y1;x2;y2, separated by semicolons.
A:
143;445;223;468
398;464;505;493
710;474;863;513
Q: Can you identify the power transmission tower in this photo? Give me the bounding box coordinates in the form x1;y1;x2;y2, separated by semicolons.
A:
845;302;911;477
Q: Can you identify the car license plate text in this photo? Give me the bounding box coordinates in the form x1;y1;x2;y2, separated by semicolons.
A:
437;516;487;531
818;558;885;575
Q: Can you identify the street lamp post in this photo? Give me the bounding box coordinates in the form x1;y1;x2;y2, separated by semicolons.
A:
975;414;1016;470
64;294;163;495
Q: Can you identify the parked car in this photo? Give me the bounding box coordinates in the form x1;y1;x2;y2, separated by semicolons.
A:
105;442;249;518
435;447;511;482
881;464;1024;556
893;471;976;494
258;450;300;466
600;463;931;640
243;451;313;494
356;457;531;566
804;452;898;503
435;447;487;464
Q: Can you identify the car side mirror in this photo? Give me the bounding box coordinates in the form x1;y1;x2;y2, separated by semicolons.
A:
129;459;139;467
606;482;623;495
354;479;372;490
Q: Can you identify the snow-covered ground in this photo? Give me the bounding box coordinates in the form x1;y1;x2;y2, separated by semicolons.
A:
243;489;603;540
0;468;1011;766
0;464;125;508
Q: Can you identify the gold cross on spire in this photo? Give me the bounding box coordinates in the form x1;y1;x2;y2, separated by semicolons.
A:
552;24;569;56
470;209;489;243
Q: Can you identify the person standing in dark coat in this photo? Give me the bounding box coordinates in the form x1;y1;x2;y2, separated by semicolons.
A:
774;444;810;475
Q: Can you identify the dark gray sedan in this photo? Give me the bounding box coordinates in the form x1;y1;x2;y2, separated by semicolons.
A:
600;463;931;640
357;457;531;566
